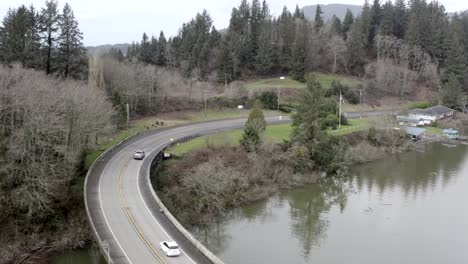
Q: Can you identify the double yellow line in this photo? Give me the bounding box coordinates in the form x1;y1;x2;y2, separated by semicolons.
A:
118;158;167;264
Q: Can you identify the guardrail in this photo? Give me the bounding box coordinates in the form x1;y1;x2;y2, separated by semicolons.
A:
144;133;225;264
84;131;141;264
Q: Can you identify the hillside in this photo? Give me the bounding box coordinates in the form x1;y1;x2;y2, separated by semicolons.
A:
303;4;362;21
87;43;130;56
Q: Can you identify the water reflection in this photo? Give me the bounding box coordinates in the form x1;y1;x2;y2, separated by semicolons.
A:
287;176;352;259
192;144;468;264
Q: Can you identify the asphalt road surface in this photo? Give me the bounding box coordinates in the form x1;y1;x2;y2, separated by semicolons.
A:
85;116;291;264
85;109;398;264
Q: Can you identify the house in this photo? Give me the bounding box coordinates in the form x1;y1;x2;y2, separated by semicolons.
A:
409;105;456;125
443;128;459;139
396;116;425;127
404;126;426;141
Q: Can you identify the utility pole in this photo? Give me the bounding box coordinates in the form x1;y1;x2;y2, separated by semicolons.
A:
126;103;130;129
339;91;342;130
224;73;228;97
279;77;285;111
359;89;363;119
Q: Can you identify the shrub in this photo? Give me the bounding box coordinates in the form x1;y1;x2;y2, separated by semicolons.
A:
368;127;378;146
258;91;278;110
279;104;294;113
411;101;432;109
323;114;339;129
325;80;359;104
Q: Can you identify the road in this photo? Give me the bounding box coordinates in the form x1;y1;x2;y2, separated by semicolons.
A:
85;117;291;264
85;109;398;264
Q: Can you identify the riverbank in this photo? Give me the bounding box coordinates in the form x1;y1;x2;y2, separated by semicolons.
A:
157;127;416;227
191;143;468;264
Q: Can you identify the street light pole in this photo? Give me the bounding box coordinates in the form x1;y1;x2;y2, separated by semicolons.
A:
279;76;285;112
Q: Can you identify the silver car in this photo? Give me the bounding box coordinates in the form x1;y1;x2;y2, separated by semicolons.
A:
133;150;145;160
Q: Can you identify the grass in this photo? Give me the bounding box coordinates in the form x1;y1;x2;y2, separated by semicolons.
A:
328;118;371;136
84;108;287;170
168;124;293;156
168;119;371;156
244;73;361;91
425;126;443;136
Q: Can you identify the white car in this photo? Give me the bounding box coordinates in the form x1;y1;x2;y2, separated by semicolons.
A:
159;241;181;257
133;150;145;160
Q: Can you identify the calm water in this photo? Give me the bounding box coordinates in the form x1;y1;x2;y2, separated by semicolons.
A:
191;143;468;264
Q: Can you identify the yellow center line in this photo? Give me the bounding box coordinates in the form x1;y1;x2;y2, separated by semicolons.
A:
118;158;167;264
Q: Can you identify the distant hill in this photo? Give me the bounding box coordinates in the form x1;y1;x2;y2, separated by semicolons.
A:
87;43;130;56
302;4;362;21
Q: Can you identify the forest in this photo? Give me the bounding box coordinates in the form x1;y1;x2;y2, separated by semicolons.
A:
0;0;467;262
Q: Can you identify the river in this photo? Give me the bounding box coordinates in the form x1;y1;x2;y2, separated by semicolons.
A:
190;143;468;264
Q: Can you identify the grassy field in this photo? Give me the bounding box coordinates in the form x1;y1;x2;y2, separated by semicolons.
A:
425;126;443;136
84;109;285;170
167;119;371;156
244;73;361;91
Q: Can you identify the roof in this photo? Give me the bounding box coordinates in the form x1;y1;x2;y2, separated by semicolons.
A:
397;116;422;122
404;127;426;136
443;128;459;134
166;241;179;248
410;105;455;116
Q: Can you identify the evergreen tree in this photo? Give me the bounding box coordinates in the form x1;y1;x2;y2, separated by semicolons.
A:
40;0;60;75
442;74;464;109
290;22;307;82
241;99;266;152
57;3;86;78
330;15;343;36
393;0;407;39
139;33;152;64
443;15;466;84
255;21;274;75
360;0;372;50
369;0;382;48
0;7;29;65
314;5;324;31
342;9;355;39
157;31;167;66
25;5;42;69
346;17;367;76
149;36;158;65
293;4;303;19
379;1;394;36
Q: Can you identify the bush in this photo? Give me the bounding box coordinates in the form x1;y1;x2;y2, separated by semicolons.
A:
340;114;349;126
323;114;339;129
411;101;432;109
325;80;359;104
368;127;378;146
258;91;278;110
279;104;294;113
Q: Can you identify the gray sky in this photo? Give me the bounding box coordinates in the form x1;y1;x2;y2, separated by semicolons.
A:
1;0;467;46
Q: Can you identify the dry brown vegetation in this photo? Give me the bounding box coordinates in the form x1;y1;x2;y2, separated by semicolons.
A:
157;143;319;226
0;65;114;263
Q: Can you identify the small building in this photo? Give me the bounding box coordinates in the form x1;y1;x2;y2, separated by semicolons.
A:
409;105;456;125
396;116;425;127
442;128;459;139
404;126;426;141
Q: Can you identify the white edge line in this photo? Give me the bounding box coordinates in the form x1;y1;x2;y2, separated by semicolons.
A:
136;144;198;264
99;152;136;264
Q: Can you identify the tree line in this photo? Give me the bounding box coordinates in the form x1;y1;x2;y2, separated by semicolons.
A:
124;0;467;105
0;0;87;79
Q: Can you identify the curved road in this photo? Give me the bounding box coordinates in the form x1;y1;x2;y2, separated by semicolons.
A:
85;109;397;264
85;117;290;264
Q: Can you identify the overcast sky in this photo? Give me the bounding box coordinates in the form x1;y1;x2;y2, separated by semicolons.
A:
1;0;467;46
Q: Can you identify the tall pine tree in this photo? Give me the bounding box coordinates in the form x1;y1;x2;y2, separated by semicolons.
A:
57;3;86;78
